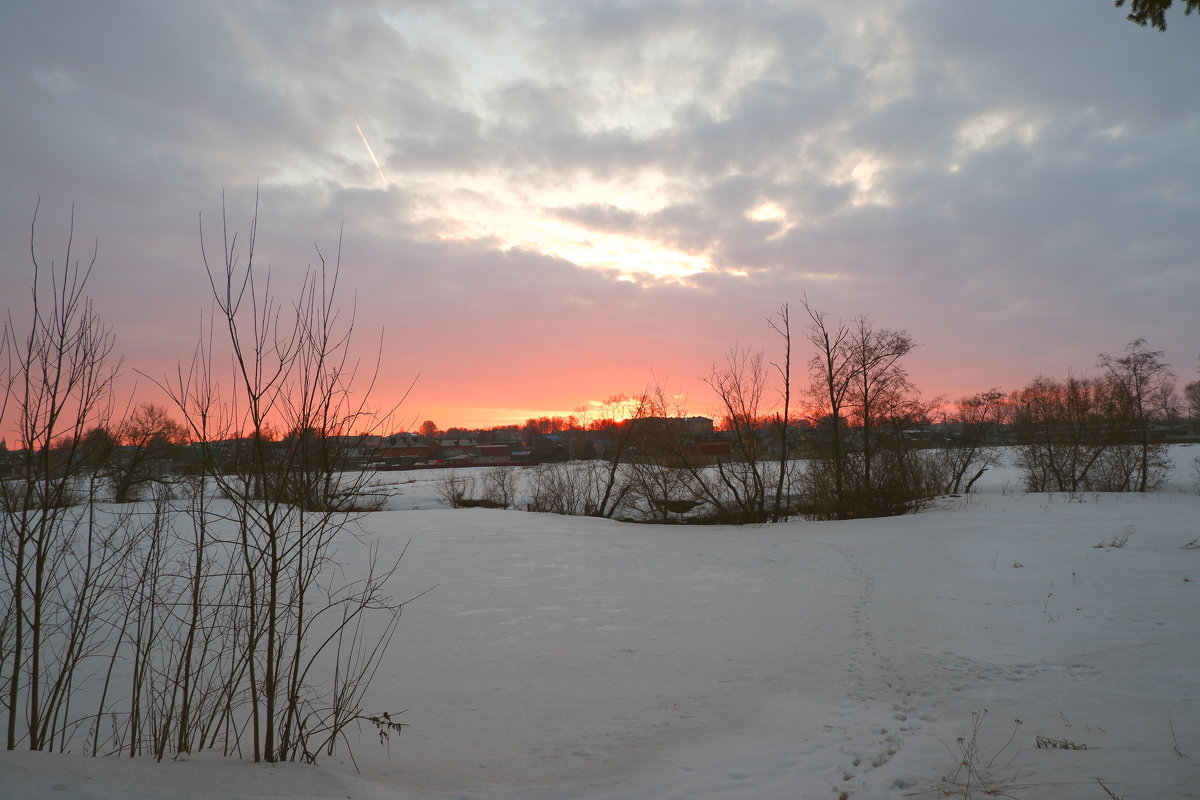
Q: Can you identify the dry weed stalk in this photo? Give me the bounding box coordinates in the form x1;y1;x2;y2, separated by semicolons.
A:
915;710;1041;799
1168;712;1186;758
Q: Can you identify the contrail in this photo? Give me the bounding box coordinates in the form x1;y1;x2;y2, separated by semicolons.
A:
355;120;390;189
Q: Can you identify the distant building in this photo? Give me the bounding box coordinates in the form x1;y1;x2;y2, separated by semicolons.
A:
439;436;478;457
474;444;512;464
629;416;715;436
377;432;436;464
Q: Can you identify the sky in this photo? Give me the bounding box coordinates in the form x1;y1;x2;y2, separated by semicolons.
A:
2;0;1198;433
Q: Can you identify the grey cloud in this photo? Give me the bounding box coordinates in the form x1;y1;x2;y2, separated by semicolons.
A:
381;79;487;170
848;92;968;162
550;203;643;234
487;80;582;134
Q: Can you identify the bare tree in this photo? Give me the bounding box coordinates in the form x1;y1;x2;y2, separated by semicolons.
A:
139;307;248;760
937;389;1008;494
800;299;854;520
1185;373;1200;421
767;303;793;522
601;387;698;522
704;347;773;523
844;317;917;509
1012;374;1123;492
152;198;408;763
1;203;121;750
585;392;653;519
2;201;412;763
799;303;932;518
1098;338;1175;492
104;403;188;503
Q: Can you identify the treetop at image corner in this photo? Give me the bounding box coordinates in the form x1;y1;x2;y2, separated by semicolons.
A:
1115;0;1200;30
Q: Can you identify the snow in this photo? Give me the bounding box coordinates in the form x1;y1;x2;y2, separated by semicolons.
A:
3;450;1199;799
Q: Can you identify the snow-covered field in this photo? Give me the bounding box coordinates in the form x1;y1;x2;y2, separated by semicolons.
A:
4;450;1199;799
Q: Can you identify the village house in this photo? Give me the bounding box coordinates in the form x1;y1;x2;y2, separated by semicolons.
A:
376;433;436;466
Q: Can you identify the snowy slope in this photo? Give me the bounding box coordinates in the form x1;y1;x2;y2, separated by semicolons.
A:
3;450;1198;799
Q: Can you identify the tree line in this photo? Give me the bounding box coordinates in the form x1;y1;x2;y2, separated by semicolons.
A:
436;304;1196;524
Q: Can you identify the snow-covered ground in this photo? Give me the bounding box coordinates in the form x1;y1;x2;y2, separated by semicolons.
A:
4;450;1199;799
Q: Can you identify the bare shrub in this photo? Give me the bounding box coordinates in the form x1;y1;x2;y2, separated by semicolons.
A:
800;444;943;520
480;466;519;509
1089;443;1172;492
1010;370;1172;494
526;462;593;515
435;472;477;508
434;468;509;510
622;460;698;523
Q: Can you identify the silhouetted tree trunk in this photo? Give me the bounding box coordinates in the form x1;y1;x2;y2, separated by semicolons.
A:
767;303;792;522
801;299;853;519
